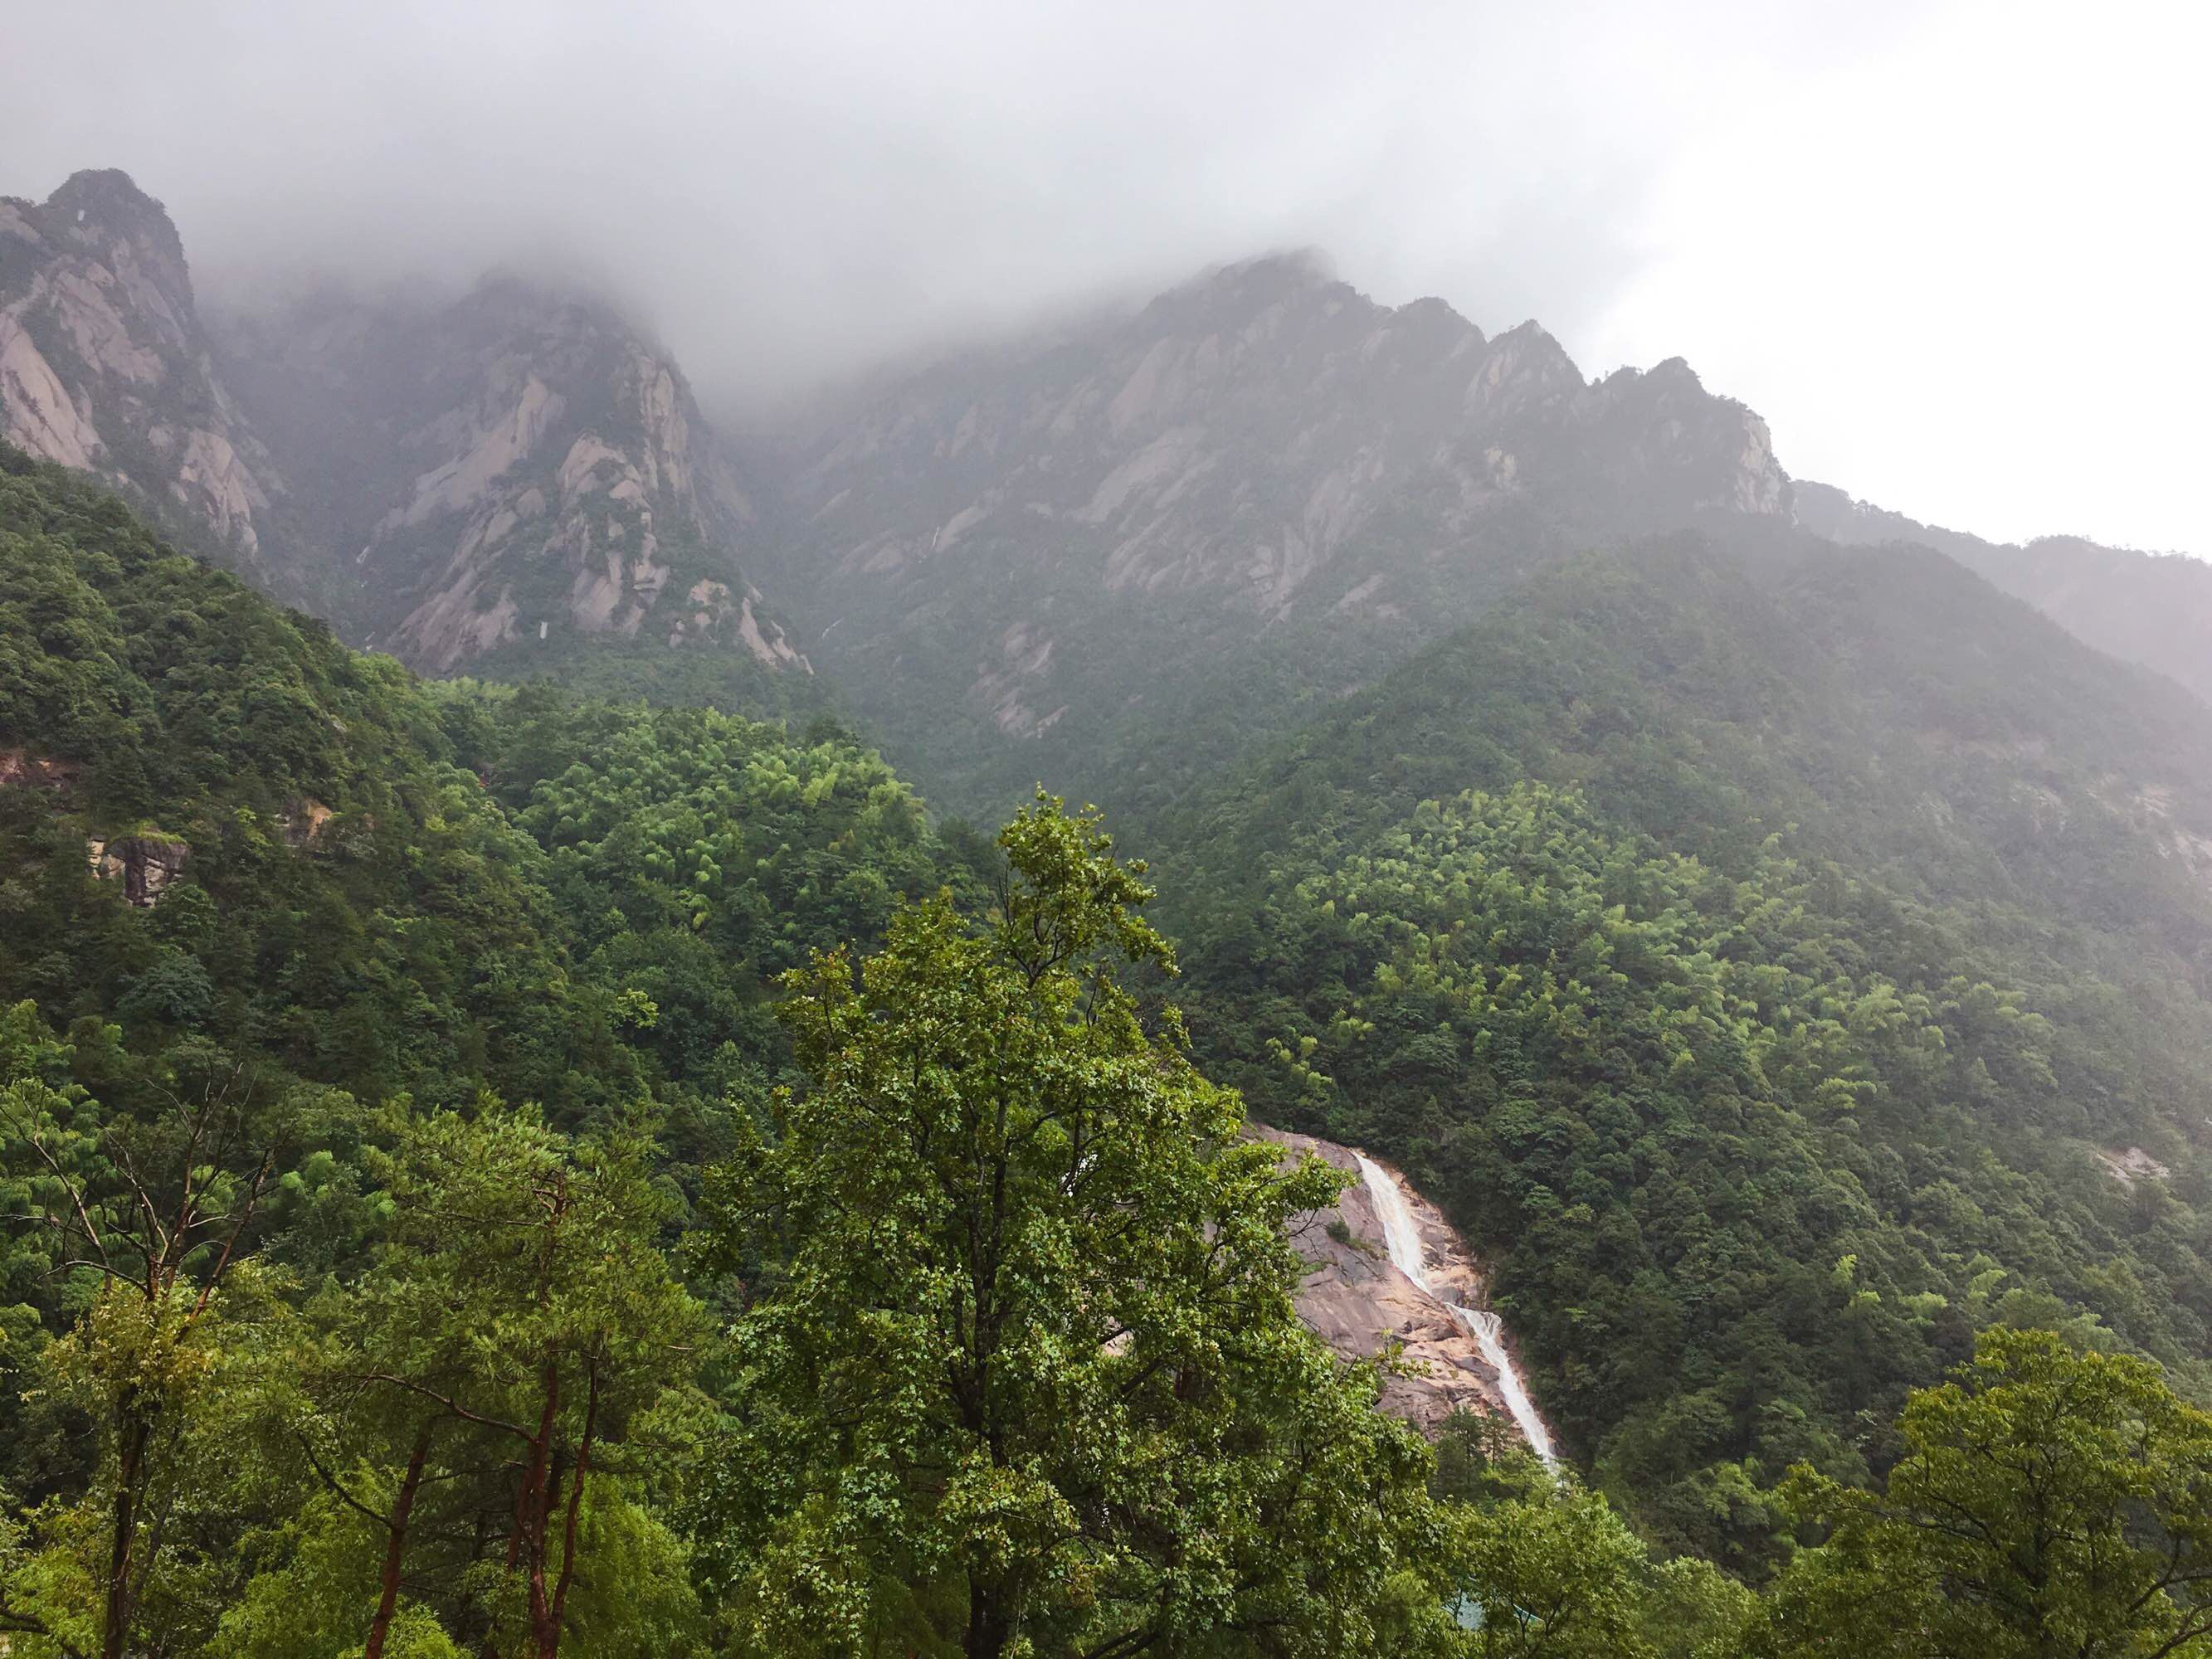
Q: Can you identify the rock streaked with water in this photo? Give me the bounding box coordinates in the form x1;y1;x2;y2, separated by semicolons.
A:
1255;1123;1552;1459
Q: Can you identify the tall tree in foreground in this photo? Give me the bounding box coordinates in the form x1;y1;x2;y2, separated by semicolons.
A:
1763;1327;2212;1659
699;795;1441;1657
0;1021;280;1659
213;1106;707;1659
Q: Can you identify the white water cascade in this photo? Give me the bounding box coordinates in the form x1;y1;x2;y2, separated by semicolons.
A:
1353;1151;1559;1470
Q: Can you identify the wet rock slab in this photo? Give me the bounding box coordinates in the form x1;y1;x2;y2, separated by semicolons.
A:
1254;1123;1511;1434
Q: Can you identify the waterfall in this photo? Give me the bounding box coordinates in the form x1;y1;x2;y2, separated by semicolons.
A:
1353;1152;1559;1470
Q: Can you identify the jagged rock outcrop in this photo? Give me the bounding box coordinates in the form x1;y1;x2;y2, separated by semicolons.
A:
1795;479;2212;705
0;749;77;791
0;170;295;594
1256;1124;1520;1436
85;832;189;907
216;280;806;674
774;252;1784;614
749;251;1791;803
1;168;805;680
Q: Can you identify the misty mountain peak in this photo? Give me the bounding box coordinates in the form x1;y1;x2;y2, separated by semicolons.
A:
47;166;167;226
211;270;801;674
1190;246;1341;294
1;166;804;678
1466;319;1584;416
759;253;1797;780
1;167;275;578
1138;246;1352;336
41;168;193;310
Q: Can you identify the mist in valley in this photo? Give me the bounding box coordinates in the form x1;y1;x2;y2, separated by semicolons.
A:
6;7;2212;1657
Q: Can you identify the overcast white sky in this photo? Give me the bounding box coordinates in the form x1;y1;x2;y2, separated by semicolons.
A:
5;0;2206;552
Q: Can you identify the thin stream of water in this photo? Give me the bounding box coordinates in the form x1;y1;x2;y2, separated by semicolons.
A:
1353;1151;1559;1469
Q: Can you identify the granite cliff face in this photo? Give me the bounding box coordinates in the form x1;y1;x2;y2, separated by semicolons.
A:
1795;480;2212;706
0;170;296;596
215;281;804;674
774;253;1786;612
1255;1125;1530;1439
0;169;803;682
749;251;1791;805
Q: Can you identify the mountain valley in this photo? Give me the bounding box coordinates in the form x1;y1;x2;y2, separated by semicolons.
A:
4;158;2211;1656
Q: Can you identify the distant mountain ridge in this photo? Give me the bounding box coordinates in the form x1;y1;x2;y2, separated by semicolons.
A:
748;249;1795;807
1794;479;2212;704
9;163;2208;769
0;168;805;683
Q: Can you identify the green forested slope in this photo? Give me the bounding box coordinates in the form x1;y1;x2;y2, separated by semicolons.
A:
1160;534;2212;1565
0;446;951;1114
4;450;2212;1656
0;445;584;1115
0;454;1472;1654
0;446;954;1515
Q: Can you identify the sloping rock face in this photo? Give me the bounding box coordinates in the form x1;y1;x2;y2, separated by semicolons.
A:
750;251;1791;805
216;280;806;674
0;168;804;681
1795;480;2212;706
0;170;297;596
1256;1124;1517;1436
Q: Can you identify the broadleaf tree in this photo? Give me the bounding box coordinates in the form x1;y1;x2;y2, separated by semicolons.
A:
1763;1327;2212;1659
699;794;1443;1657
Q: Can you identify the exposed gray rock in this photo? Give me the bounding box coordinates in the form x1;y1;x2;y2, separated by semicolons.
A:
2095;1146;2172;1185
1255;1123;1518;1436
1;167;806;680
0;171;293;594
748;251;1793;806
213;278;807;674
275;797;333;847
85;833;189;907
0;749;78;791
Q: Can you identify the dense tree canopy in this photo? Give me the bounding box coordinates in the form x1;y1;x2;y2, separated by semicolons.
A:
5;450;2212;1656
1158;540;2212;1564
1761;1328;2212;1659
698;797;1439;1657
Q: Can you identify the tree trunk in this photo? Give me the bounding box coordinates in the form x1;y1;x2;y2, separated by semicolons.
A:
478;1402;543;1659
365;1425;433;1659
523;1360;563;1659
543;1365;598;1659
967;1577;1013;1659
103;1401;149;1659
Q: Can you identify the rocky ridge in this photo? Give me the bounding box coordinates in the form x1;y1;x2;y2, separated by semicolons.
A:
772;251;1787;617
27;164;2202;781
216;280;806;674
0;168;804;679
0;169;295;595
748;250;1793;805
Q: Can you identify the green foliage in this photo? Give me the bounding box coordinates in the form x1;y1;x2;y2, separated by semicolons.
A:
0;1030;292;1659
1422;1412;1756;1659
0;455;958;1655
698;796;1438;1657
1162;537;2212;1567
10;449;2212;1654
247;1106;709;1659
1761;1328;2212;1658
465;684;946;1121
